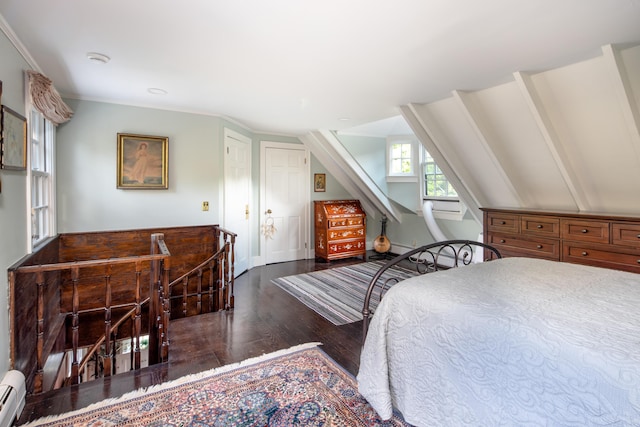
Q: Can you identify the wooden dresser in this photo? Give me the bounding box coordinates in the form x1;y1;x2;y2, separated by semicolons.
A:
482;208;640;273
314;200;366;262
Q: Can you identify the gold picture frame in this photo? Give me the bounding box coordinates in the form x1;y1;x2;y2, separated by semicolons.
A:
117;133;169;189
314;173;326;192
1;105;27;170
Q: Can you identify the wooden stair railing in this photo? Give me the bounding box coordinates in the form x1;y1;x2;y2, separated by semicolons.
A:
16;234;171;392
73;232;237;383
13;227;237;393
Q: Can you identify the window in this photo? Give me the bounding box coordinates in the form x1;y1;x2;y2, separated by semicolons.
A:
421;146;466;220
423;148;458;199
386;136;417;182
29;109;55;248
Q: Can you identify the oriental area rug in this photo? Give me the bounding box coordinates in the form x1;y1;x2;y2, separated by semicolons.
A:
272;261;418;325
22;343;409;426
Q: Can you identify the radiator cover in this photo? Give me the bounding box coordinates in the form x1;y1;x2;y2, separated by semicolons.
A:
0;370;26;427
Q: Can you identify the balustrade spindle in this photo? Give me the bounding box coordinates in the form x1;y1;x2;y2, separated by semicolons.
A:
229;234;235;309
103;264;113;376
133;261;142;370
197;269;203;314
71;267;80;384
35;271;45;393
218;254;225;310
182;276;188;317
160;258;171;362
208;262;215;312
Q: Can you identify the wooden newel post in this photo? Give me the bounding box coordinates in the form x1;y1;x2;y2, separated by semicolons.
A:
160;256;171;362
148;233;162;365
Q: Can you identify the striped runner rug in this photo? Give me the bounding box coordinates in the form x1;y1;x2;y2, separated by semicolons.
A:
271;261;419;325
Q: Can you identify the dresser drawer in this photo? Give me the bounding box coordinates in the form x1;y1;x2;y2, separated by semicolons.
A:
486;213;519;234
561;219;609;243
521;216;560;238
327;227;365;241
327;239;366;258
562;242;640;273
488;233;559;260
328;217;364;228
612;223;640;248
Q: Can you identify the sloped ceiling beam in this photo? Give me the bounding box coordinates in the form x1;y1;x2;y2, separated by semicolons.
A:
453;90;525;206
602;44;640;165
514;71;591;211
401;104;483;224
300;130;402;223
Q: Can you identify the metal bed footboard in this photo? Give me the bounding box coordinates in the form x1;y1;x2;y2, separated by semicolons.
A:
362;240;502;343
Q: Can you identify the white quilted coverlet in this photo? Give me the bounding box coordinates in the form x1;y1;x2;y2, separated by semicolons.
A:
357;257;640;426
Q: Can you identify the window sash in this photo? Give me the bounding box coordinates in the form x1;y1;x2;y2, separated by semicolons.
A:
29;110;55;248
422;148;458;200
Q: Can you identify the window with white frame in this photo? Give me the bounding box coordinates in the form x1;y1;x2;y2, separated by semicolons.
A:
422;147;458;200
30;108;55;248
421;146;466;219
386;136;418;182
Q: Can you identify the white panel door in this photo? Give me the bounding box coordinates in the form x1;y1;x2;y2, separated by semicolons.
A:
263;144;309;264
224;129;251;276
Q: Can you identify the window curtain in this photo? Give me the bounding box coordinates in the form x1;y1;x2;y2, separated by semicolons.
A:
26;70;73;125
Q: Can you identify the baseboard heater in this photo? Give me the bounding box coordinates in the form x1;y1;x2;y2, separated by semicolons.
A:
0;370;26;427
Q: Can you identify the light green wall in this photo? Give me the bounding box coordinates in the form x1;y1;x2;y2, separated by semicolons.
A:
0;29;30;375
57;99;222;232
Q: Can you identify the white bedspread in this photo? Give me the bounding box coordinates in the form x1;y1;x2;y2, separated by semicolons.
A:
357;257;640;426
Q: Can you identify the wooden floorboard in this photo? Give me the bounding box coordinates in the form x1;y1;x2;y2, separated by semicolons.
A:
17;255;368;424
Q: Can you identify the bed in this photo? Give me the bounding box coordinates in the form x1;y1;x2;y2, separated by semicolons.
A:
357;241;640;426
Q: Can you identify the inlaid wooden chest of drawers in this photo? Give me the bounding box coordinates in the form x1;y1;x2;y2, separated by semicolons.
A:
482;208;640;273
314;200;366;262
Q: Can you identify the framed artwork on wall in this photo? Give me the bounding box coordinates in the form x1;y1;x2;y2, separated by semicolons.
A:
314;173;326;192
117;133;169;189
1;104;28;170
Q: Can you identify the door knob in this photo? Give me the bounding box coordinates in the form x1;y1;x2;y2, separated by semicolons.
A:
265;209;272;215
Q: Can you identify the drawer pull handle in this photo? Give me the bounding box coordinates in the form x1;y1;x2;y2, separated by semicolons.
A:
537;225;543;229
637;234;640;239
500;239;505;243
581;251;588;256
581;229;588;233
537;245;543;249
501;221;506;225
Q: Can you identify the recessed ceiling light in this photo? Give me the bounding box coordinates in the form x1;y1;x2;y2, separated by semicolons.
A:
86;52;110;64
338;117;351;121
148;88;168;95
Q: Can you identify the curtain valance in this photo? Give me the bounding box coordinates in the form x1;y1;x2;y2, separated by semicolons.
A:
26;70;73;125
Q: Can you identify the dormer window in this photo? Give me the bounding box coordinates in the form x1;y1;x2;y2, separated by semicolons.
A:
386;136;418;182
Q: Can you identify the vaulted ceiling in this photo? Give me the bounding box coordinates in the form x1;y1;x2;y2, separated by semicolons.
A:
1;1;639;135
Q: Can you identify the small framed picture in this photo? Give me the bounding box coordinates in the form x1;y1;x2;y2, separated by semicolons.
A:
314;173;326;192
1;105;27;170
117;133;169;189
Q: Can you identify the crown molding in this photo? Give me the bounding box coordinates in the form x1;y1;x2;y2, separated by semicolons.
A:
0;12;41;72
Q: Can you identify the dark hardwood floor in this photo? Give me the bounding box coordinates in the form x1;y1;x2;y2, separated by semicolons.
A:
17;255;369;424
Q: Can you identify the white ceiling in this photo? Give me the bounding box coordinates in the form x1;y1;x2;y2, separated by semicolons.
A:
1;0;639;136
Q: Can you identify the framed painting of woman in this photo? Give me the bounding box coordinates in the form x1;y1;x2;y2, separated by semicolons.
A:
117;133;169;189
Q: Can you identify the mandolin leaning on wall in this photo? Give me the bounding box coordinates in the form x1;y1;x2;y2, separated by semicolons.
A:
373;215;391;253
